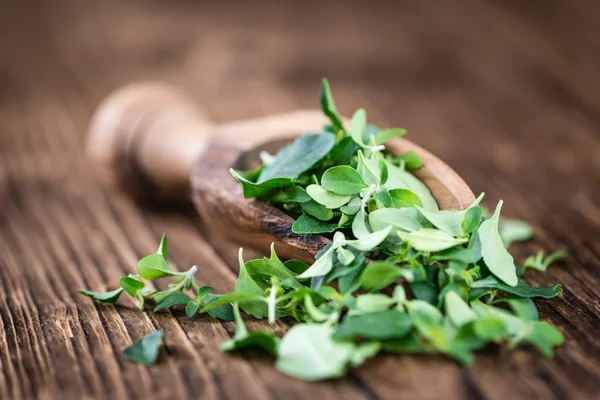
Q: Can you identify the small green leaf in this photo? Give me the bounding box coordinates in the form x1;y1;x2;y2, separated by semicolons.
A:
352;207;371;239
320;78;344;131
346;225;393;251
257;133;336;182
154;292;191;312
354;294;396;313
292;214;338;234
204;296;235;321
373;128;406;145
356;150;379;185
462;207;483;234
230;169;293;199
340;195;361;215
333;310;412;341
235;249;269;318
270;185;311;203
296;247;335;279
477;201;518;286
200;291;265;313
349;108;367;146
369;207;427;232
472;276;562;299
416;193;484;237
123;330;163;366
221;330;280;354
336;247;356;266
396;151;422;169
79;288;123;303
157;234;168;259
120;276;145;299
384;161;438;211
321;166;367;195
186;301;200;317
275;324;355;381
522;250;566;273
306;184;352;208
389;188;423;208
374;187;392;208
301;200;334;221
137;253;178;280
398;228;468;252
444;291;476;327
378;159;389;186
360;262;407;292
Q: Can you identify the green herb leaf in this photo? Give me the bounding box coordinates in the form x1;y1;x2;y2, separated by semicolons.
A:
292;214;338;234
522;250;566;273
230;169;294;199
389;188;423;208
372;128;406;145
301;200;334;221
333;310;412;340
221;303;279;354
360;262;409;292
477;201;518;286
137;253;178;280
369;207;427;232
275;324;355;381
384;161;438;211
320;79;344;132
416;193;484;237
154;292;191;312
444;291;476;327
349;108;367;146
157;233;168;259
204;296;235;321
79;288;123;303
346;225;393;251
352;207;371;239
270;185;311;203
356;150;380;185
258;133;336;182
378;159;389;186
296;247;335;279
120;276;145;299
306;184;353;208
123;330;163;366
398;228;468;252
395;151;422;169
472;276;562;299
462;207;483;234
186;301;200;317
235;249;269;318
321;166;368;195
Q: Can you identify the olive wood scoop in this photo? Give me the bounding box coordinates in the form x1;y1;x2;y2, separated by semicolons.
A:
87;82;475;264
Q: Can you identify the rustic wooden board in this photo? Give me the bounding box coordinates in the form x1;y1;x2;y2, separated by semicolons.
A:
0;1;599;399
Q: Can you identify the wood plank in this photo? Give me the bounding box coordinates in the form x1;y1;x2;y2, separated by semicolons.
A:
0;0;599;398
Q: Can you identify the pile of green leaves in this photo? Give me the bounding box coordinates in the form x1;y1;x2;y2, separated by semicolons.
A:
80;79;565;381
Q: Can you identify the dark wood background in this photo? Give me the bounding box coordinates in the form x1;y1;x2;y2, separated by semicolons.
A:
1;1;599;399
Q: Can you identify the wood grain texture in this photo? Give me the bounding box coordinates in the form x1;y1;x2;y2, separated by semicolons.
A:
0;1;599;399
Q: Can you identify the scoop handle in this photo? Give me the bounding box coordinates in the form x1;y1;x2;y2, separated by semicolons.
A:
87;82;329;199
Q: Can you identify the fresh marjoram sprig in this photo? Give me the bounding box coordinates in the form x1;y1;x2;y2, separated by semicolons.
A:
80;79;565;380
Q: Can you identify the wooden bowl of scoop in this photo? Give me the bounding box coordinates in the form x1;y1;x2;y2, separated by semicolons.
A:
87;82;475;263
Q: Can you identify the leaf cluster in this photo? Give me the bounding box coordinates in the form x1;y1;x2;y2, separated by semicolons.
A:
80;79;566;379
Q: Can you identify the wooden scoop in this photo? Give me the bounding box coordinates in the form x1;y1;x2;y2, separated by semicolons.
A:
87;82;475;263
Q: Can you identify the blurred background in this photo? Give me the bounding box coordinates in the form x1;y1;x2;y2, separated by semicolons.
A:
0;1;599;398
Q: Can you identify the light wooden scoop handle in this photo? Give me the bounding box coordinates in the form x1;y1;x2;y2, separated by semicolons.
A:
87;82;330;199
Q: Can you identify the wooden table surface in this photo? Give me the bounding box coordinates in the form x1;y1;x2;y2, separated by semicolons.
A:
1;1;599;399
